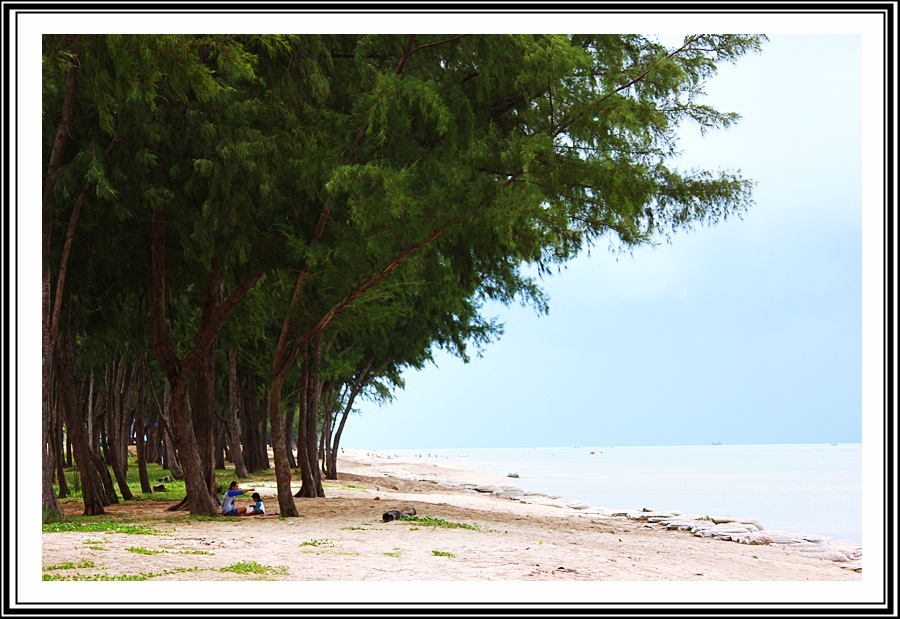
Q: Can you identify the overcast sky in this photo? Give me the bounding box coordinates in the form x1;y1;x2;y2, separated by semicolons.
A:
342;33;870;450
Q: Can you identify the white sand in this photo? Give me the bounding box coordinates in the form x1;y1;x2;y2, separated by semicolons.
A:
41;450;862;592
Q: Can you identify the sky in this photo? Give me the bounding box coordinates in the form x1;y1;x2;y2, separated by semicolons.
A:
341;33;872;450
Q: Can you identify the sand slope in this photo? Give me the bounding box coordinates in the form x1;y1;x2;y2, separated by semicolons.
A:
42;452;862;586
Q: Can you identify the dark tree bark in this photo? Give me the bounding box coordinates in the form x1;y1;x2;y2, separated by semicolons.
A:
227;348;249;478
239;372;259;472
269;371;299;514
296;333;324;498
51;381;71;498
135;359;153;494
105;360;135;501
285;389;297;470
41;64;78;521
54;330;107;515
149;208;260;515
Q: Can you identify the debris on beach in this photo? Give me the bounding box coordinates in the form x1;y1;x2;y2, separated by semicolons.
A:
624;510;863;570
382;506;417;522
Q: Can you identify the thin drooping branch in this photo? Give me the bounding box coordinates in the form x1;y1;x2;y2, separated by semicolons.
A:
395;34;470;75
42;65;78;234
272;197;334;375
282;225;449;373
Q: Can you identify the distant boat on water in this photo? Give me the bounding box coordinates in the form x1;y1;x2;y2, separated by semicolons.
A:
711;441;723;445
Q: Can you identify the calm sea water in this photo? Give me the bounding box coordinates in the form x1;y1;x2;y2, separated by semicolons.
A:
380;443;862;546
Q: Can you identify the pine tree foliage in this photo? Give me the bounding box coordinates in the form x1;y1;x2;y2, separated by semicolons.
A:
42;33;765;515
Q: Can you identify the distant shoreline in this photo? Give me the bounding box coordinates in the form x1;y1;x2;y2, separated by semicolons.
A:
340;445;864;550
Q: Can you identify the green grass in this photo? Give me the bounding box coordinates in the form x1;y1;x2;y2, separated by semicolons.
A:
126;546;164;555
41;566;202;581
42;521;163;535
51;462;279;511
299;538;334;547
43;560;95;571
398;516;480;531
219;561;288;576
432;550;456;558
341;526;384;531
127;546;213;556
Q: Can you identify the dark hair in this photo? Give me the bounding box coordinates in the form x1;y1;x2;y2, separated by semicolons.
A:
229;481;239;489
251;493;261;501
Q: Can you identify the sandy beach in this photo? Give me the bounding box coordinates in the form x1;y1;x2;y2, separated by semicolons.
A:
40;448;864;594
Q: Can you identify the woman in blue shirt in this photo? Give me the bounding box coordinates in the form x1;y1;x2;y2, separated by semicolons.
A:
221;481;256;517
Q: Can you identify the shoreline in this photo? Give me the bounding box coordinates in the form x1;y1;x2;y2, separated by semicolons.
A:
336;449;863;571
39;449;863;593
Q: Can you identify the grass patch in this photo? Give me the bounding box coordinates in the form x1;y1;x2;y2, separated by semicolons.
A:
42;521;163;535
432;550;456;558
52;462;281;506
127;546;212;556
219;561;288;576
43;560;95;571
126;546;164;555
41;566;201;581
299;538;334;547
341;526;384;531
383;552;401;558
398;516;480;531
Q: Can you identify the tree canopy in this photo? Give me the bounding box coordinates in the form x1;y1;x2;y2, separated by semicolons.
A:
42;33;765;517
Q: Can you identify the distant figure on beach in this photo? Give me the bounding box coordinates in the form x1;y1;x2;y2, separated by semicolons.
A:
242;492;265;516
221;481;256;517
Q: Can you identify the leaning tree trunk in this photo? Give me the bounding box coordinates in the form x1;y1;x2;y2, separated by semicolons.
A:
134;359;152;494
41;65;78;521
305;334;325;497
285;389;297;470
105;360;135;501
54;332;107;516
154;380;184;480
50;373;71;498
227;348;249;478
268;372;299;516
169;376;219;516
294;359;312;497
296;334;325;498
149;208;260;515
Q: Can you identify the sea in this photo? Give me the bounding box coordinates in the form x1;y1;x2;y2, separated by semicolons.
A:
377;443;863;547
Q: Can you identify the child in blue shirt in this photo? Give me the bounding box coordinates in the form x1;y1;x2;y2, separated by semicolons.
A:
243;492;265;516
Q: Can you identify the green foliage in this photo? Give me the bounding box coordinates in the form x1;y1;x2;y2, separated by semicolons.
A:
126;546;163;555
42;566;202;581
42;34;765;506
398;516;480;531
42;521;163;535
299;538;334;547
219;561;288;575
127;546;212;555
42;508;66;525
431;550;456;557
43;560;95;571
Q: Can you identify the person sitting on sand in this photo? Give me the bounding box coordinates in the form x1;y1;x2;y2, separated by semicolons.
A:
242;492;265;516
221;481;256;517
